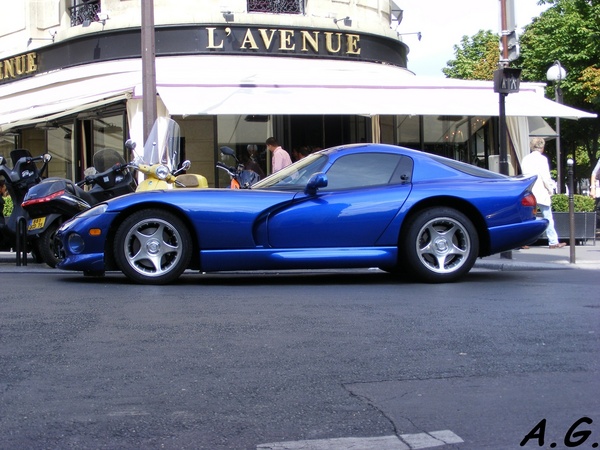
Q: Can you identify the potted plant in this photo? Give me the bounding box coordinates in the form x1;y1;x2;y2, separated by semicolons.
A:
550;194;597;243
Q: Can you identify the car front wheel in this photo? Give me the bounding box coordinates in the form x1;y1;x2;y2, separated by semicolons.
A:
401;207;478;283
114;209;192;284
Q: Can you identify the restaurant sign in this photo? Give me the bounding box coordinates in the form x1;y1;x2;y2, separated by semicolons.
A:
205;27;361;56
0;52;38;82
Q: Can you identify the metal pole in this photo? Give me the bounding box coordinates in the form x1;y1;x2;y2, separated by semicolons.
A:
499;0;509;62
567;159;576;263
555;84;562;194
141;0;157;142
498;92;509;176
498;92;512;259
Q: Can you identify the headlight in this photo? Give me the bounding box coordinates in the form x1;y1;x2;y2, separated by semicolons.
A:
68;233;85;254
155;165;170;180
78;203;108;218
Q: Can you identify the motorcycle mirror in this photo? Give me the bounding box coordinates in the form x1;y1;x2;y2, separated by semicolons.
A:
43;153;52;163
220;146;236;157
125;139;136;151
0;156;4;165
181;160;191;171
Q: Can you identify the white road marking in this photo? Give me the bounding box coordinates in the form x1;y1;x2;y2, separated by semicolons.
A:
257;430;463;449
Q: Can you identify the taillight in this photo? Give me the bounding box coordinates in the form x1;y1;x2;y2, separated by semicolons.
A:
22;189;66;207
521;193;537;207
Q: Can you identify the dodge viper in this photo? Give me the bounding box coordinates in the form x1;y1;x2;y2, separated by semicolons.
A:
56;143;548;284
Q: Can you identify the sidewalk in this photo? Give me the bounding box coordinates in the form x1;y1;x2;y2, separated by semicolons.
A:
475;241;600;271
1;242;599;274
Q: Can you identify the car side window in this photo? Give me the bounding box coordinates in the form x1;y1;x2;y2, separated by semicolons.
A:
323;153;412;190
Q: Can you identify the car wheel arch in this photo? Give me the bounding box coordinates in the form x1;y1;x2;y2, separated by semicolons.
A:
104;202;200;272
400;196;491;256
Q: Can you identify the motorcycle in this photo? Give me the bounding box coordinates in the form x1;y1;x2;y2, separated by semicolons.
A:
217;146;261;189
22;118;207;267
21;148;137;267
128;118;208;191
0;149;52;262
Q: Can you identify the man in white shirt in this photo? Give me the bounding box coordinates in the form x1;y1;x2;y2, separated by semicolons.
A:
521;137;566;248
266;137;292;173
590;158;600;199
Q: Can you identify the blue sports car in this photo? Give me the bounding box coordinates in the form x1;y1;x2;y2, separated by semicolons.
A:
56;143;548;284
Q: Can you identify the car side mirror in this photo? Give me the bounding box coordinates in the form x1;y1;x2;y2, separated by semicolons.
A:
305;172;328;195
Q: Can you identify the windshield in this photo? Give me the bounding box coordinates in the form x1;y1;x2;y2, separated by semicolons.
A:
92;149;126;173
252;153;328;190
137;118;182;169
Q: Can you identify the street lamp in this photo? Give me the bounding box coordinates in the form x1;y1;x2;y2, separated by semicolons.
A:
546;60;567;194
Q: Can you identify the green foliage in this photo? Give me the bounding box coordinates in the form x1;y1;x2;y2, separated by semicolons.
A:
518;0;600;172
551;193;596;212
442;0;600;185
442;30;499;80
3;195;12;218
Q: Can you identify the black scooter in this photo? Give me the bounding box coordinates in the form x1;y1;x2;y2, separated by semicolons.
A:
0;149;53;262
22;148;137;267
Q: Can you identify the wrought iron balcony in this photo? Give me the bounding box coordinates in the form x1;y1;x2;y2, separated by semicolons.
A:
69;0;101;27
248;0;305;14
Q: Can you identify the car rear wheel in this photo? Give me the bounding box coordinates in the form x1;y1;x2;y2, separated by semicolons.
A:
114;209;191;284
400;207;478;283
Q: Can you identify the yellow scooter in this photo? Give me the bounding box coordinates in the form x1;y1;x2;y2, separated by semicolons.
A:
125;118;208;191
129;157;208;191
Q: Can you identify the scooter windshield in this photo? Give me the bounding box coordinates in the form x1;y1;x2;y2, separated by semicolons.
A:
141;118;182;171
93;149;126;173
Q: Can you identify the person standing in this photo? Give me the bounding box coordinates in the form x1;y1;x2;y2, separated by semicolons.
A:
521;137;566;249
589;158;600;199
0;180;12;223
266;137;292;173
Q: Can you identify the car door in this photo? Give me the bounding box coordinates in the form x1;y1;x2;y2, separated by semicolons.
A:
266;152;413;248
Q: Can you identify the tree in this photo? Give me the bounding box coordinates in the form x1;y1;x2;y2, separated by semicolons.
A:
443;30;499;80
518;0;600;180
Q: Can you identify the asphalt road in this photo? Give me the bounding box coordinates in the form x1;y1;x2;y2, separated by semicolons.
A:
0;267;598;449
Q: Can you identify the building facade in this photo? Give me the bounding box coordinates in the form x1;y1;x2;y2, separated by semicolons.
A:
0;0;593;186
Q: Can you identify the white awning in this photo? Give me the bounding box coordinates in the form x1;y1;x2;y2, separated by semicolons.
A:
0;60;140;132
149;56;595;119
155;83;595;119
0;55;595;133
528;116;558;138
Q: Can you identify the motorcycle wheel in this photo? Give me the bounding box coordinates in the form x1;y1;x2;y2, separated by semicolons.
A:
36;222;61;268
113;209;192;285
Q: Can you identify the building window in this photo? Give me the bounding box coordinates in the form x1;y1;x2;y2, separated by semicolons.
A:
248;0;305;14
69;0;101;27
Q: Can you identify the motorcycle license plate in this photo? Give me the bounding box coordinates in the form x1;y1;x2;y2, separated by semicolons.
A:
28;217;46;231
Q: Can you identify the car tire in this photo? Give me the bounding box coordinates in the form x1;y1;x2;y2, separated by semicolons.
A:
400;207;478;283
35;221;61;268
113;209;192;284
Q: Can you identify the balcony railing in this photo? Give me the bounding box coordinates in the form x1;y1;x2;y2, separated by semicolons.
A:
248;0;304;14
69;1;101;27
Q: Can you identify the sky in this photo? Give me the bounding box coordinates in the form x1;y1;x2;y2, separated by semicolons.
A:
398;0;551;77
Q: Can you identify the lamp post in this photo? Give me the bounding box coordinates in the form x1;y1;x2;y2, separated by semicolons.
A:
567;158;576;263
141;0;157;142
546;61;567;194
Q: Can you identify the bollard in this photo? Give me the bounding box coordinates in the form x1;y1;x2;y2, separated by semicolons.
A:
567;159;576;264
15;216;28;266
